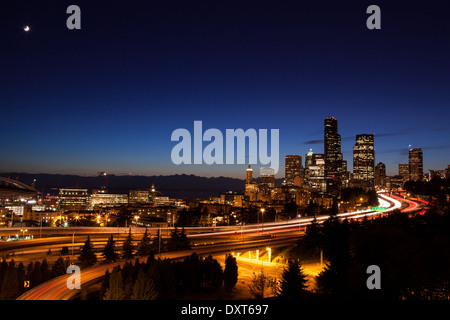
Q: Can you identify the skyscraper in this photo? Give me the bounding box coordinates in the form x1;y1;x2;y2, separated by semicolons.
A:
305;149;315;170
304;150;326;193
324;117;343;194
285;155;303;186
353;134;375;189
246;164;253;184
409;147;423;181
260;168;275;188
375;162;386;188
245;165;258;201
398;164;409;184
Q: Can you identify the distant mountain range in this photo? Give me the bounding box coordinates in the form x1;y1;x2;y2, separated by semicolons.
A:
0;172;284;199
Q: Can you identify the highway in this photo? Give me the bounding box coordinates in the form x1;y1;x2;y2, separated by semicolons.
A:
14;192;407;300
17;235;299;300
0;192;401;241
2;192;399;258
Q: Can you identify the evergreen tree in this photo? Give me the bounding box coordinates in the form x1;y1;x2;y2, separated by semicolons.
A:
51;257;67;277
297;216;323;259
25;261;33;284
16;262;26;296
167;227;190;251
0;259;8;295
167;227;180;251
223;254;238;291
278;259;308;300
0;260;19;300
148;259;176;299
103;267;126;300
136;228;152;257
99;269;110;300
61;246;69;256
143;253;155;273
179;253;202;293
122;229;135;260
124;260;140;298
30;261;43;288
77;236;97;268
131;268;158;300
40;259;52;282
102;234;119;263
151;228;164;254
202;255;223;292
178;227;191;250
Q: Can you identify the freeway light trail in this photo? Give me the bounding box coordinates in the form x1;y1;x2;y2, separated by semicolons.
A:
16;193;406;300
189;192;403;238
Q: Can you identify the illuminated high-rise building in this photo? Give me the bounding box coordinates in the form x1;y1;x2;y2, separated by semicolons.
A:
398;164;409;184
324;117;343;194
260;168;275;188
244;165;258;201
375;162;386;187
409;147;423;181
304;150;326;193
285;155;303;186
305;149;315;169
246;165;253;184
353;134;375;189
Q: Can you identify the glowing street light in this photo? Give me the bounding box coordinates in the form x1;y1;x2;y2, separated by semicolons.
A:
260;208;265;232
20;229;28;240
266;247;271;263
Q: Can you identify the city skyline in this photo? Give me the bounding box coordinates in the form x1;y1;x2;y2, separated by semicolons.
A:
2;1;450;178
2;1;450;305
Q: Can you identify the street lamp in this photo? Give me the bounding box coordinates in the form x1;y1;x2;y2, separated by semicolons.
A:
20;229;28;240
266;247;271;263
40;215;43;239
260;208;265;233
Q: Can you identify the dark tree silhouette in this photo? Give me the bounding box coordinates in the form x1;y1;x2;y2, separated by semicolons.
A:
223;254;238;291
136;228;153;257
278;259;308;300
102;234;119;262
122;229;135;260
77;236;97;268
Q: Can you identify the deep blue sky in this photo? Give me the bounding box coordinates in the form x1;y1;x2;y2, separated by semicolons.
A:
1;0;450;178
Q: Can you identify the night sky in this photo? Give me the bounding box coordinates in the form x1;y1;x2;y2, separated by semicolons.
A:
1;0;450;178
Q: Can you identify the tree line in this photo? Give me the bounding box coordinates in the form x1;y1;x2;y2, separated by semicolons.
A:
100;253;239;300
294;208;450;300
77;227;191;268
0;227;191;300
404;177;450;213
0;256;71;300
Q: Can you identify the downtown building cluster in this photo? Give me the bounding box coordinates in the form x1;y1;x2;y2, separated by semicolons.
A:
244;117;450;208
0;182;182;235
1;116;449;234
